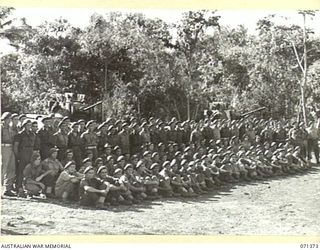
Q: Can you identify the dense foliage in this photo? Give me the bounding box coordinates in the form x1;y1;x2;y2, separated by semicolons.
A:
1;8;319;121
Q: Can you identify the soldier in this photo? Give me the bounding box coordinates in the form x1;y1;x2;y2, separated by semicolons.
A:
41;147;64;197
107;125;120;148
22;152;46;198
10;113;19;135
61;149;74;168
118;123;131;155
14;119;36;197
54;120;69;162
79;166;110;209
55;161;83;201
1;112;16;197
96;166;132;206
129;123;142;155
78;119;86;135
139;122;151;144
81;120;99;161
97;122;108;154
68;122;83;169
35;116;56;160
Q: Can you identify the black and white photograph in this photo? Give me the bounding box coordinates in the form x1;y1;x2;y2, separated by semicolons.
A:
1;7;320;236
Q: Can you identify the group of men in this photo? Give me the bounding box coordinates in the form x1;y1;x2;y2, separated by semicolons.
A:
1;111;319;209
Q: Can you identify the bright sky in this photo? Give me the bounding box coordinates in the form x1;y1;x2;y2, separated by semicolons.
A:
1;8;319;54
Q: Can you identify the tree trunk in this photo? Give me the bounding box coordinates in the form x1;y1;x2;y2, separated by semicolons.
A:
302;13;308;126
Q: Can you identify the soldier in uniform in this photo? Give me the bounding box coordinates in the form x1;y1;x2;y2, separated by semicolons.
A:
129;123;142;155
118;123;130;155
1;112;16;196
68;122;83;169
54;120;69;162
79;166;110;209
41;147;64;197
14;119;36;197
35;116;56;160
55;161;83;201
81;120;99;161
22;152;48;198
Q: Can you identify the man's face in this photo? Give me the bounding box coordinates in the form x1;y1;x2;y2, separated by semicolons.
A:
66;152;73;159
126;167;133;175
119;159;125;168
61;123;68;132
68;165;76;174
25;123;32;131
99;169;108;179
12;117;19;125
51;151;58;159
105;147;112;155
85;170;95;179
32;123;38;132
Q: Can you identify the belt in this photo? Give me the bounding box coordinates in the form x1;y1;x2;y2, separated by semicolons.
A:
1;143;12;147
86;146;97;149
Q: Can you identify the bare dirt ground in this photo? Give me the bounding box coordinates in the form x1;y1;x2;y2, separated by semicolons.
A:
1;167;320;235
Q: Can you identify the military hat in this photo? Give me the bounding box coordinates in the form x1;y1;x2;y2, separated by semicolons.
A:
114;146;120;151
70;121;79;128
162;161;171;168
175;151;182;157
271;142;277;147
211;154;219;160
143;151;151;157
208;149;215;154
97;122;107;130
151;152;159;158
150;163;160;170
97;166;107;174
61;116;70;122
114;168;123;175
136;160;144;169
184;146;190;153
131;122;139;128
131;154;139;159
106;155;114;162
77;119;86;123
66;149;73;154
86;120;96;128
201;155;207;160
124;164;133;171
141;121;147;127
193;153;199;160
105;118;112;124
82;158;92;164
95;157;103;164
188;161;195;166
170;159;177;167
1;112;11;121
114;120;121;126
122;122;128;128
49;147;59;155
117;155;125;162
83;166;94;174
64;161;76;170
180;159;188;166
18;114;26;120
104;143;112;149
11;113;19;119
21;119;32;128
